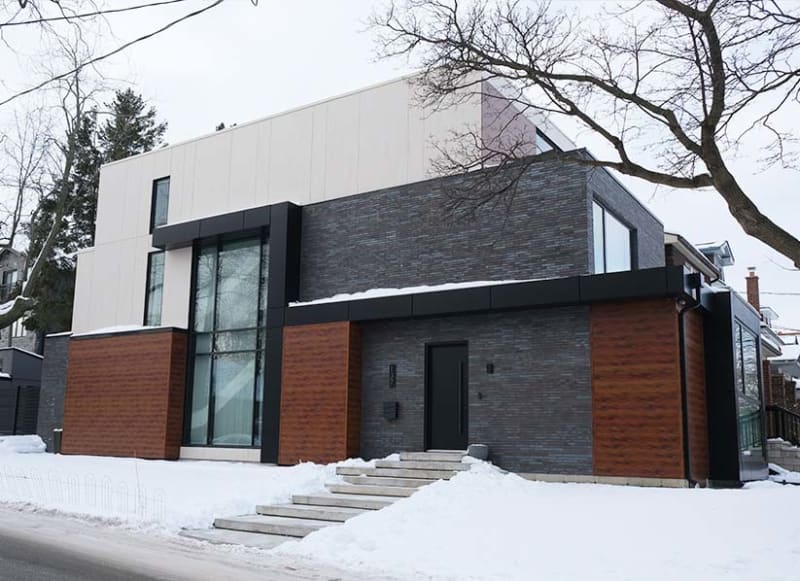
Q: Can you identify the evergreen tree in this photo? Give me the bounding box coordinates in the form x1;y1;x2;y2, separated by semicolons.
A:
25;90;167;338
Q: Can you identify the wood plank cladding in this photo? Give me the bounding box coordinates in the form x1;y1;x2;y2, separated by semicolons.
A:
685;309;709;481
62;329;187;460
591;298;685;479
279;321;361;465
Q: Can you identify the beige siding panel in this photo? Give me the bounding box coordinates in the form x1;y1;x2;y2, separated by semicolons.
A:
162;247;192;329
357;81;409;193
268;108;313;204
93;163;127;246
228;123;259;211
71;249;96;333
192;133;232;218
322;95;360;200
309;105;328;202
253;120;272;207
169;143;190;223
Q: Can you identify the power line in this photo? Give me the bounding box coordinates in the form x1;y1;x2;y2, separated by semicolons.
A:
2;0;192;29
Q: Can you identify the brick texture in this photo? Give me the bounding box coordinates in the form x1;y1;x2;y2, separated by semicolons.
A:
37;334;71;452
299;157;664;302
360;308;593;474
279;322;361;465
591;298;685;479
685;309;709;482
62;329;187;460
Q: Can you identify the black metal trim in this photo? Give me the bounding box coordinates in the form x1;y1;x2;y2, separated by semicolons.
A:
284;266;695;327
71;326;187;341
152;204;272;250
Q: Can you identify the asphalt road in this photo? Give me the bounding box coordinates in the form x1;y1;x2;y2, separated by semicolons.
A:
0;530;162;581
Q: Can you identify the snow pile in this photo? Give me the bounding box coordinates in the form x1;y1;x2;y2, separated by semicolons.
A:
289;279;540;307
769;463;800;484
277;463;800;581
0;435;46;454
0;452;361;531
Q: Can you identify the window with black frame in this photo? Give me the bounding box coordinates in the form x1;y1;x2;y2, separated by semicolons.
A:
150;177;170;232
144;251;165;326
733;321;764;459
187;235;269;448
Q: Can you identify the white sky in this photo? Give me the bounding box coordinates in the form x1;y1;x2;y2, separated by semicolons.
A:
1;0;799;332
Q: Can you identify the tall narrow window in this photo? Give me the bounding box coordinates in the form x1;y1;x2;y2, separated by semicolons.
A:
150;177;170;232
144;251;165;326
187;235;269;448
592;200;633;273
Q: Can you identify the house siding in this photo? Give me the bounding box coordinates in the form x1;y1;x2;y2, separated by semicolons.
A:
685;309;710;482
591;298;685;479
37;334;71;451
298;160;591;302
62;329;187;459
360;307;593;474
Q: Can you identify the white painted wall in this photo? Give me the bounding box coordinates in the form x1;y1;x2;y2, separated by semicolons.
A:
72;75;561;333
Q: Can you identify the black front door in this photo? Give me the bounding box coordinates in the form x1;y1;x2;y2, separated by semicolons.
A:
426;343;468;450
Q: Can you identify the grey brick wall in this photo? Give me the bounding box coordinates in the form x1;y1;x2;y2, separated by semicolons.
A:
37;334;70;452
360;307;592;474
299;159;591;302
587;167;665;270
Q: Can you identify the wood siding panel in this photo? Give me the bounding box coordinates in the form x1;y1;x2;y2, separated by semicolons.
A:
591;298;685;479
62;330;187;459
685;309;709;481
279;322;361;464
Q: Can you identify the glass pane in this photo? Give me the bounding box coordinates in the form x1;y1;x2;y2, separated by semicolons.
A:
194;333;212;354
741;327;760;398
738;398;763;453
604;211;631;272
214;330;258;353
212;353;256;446
592;202;605;273
259;240;270;326
153;178;170;228
254;348;265;448
145;252;165;326
734;324;744;394
189;355;212;445
216;238;260;331
193;246;217;332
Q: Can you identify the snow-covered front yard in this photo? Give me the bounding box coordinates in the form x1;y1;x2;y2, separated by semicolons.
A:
1;437;799;581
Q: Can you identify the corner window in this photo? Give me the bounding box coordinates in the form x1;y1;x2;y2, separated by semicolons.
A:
593;200;632;273
144;251;165;326
150;177;170;232
733;321;763;458
535;129;559;154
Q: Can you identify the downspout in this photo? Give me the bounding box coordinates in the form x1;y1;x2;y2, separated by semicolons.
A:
678;285;703;487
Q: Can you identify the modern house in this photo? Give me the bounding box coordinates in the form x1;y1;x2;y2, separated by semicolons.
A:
40;75;769;487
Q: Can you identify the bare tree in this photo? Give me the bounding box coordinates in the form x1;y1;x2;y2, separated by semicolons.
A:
0;108;51;250
373;0;800;267
0;32;99;327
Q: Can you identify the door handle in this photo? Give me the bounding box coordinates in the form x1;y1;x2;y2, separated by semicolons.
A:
457;362;464;434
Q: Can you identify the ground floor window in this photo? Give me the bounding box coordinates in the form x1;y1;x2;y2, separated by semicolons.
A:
186;234;269;448
734;321;765;462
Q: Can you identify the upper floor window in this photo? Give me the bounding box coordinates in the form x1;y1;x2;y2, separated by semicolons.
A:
144;251;165;326
593;201;632;273
535;129;559;154
150;177;170;232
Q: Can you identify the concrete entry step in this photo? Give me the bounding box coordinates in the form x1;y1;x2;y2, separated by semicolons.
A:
375;460;469;471
341;475;433;488
401;451;466;462
180;527;290;549
292;493;396;510
326;483;416;497
214;514;335;538
336;466;459;480
255;503;365;522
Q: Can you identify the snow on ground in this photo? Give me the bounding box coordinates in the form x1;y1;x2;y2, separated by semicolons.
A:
770;463;800;484
0;445;365;532
0;435;46;454
277;462;800;581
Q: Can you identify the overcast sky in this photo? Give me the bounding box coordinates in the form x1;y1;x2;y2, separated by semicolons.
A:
2;0;799;333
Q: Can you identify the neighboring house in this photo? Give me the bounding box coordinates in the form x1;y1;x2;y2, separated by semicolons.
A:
40;75;769;487
0;249;39;354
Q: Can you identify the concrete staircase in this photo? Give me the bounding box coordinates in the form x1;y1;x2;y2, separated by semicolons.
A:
768;439;800;472
183;450;469;548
